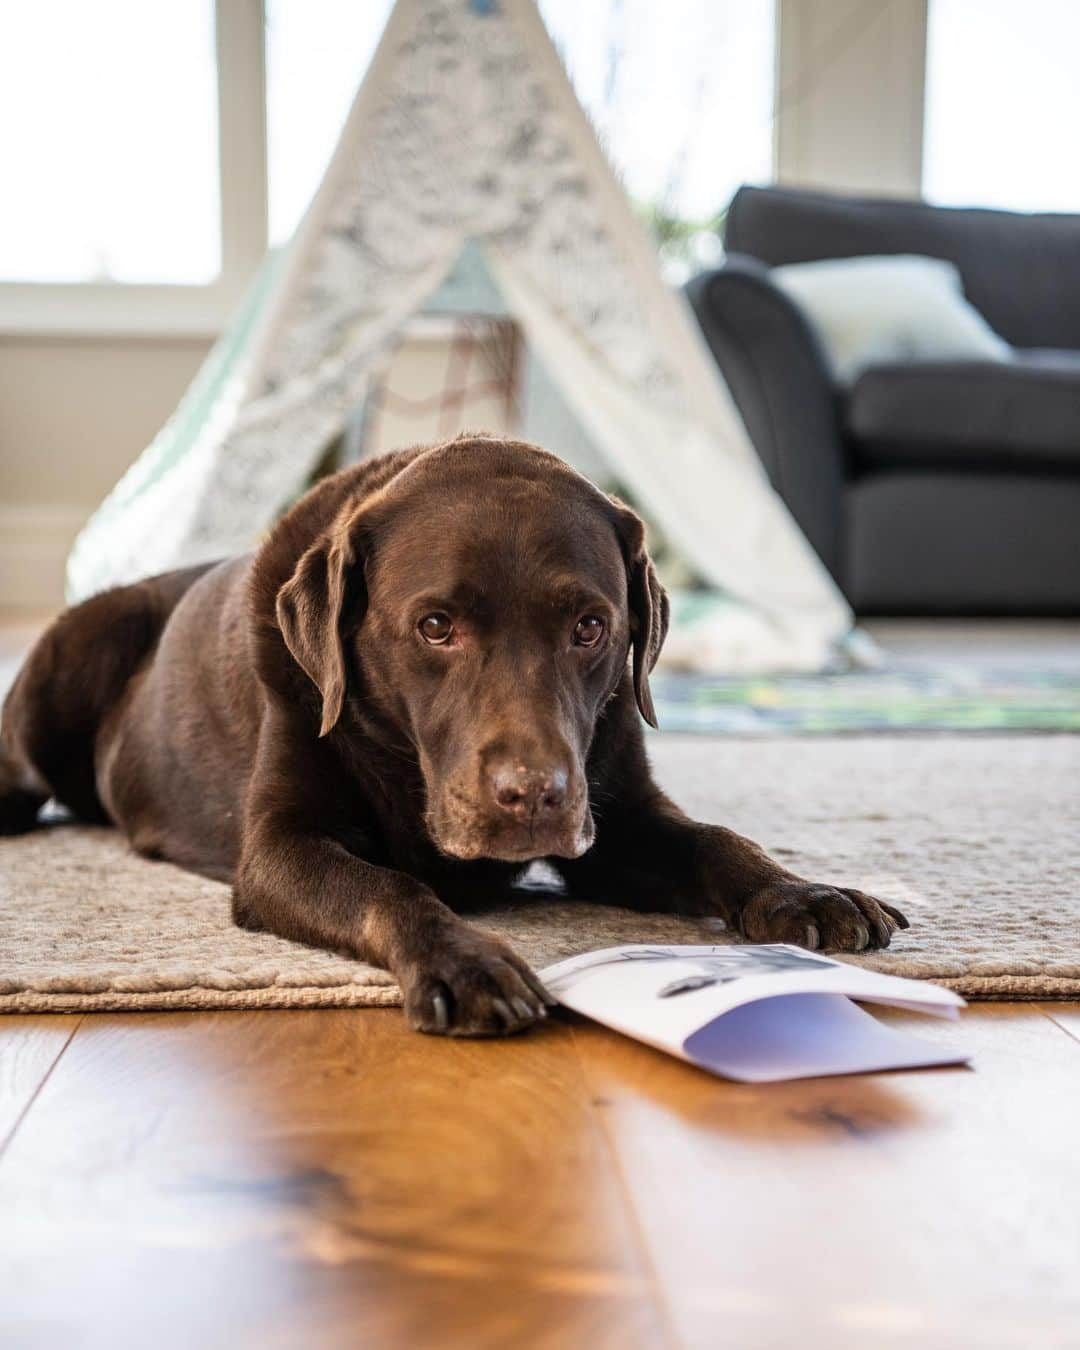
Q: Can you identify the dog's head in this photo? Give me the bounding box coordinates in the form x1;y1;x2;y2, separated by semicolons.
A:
275;436;668;862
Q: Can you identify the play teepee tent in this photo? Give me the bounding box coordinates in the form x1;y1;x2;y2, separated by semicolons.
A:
67;0;854;671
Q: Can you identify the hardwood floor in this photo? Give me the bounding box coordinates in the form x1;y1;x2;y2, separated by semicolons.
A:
3;618;1079;1347
1;1003;1078;1349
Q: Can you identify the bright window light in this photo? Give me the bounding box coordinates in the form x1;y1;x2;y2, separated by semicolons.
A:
266;0;775;247
924;0;1080;213
540;0;775;224
0;0;220;284
266;0;395;247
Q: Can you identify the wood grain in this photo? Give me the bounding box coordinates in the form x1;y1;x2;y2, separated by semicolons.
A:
1042;1004;1080;1045
0;1009;668;1349
571;1004;1080;1350
0;1014;80;1153
2;1002;1079;1348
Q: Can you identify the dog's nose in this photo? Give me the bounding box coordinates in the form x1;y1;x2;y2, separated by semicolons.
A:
489;762;569;821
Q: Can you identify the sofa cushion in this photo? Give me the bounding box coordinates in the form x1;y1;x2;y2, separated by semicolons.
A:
847;473;1080;614
772;254;1010;384
847;351;1080;470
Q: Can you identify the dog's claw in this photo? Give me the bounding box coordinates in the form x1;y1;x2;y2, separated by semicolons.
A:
521;968;557;1007
866;913;891;947
405;931;555;1037
740;880;908;954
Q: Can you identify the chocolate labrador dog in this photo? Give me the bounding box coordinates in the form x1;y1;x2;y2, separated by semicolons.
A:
0;436;907;1033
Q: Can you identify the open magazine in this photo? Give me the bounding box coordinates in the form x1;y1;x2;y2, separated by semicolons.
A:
540;944;969;1083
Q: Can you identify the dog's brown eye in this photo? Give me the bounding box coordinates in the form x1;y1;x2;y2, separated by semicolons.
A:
573;615;605;647
419;613;453;645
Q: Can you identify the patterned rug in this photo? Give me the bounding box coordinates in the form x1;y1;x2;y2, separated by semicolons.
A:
651;665;1080;735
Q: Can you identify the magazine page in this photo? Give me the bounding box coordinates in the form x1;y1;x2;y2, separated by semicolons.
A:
541;944;969;1083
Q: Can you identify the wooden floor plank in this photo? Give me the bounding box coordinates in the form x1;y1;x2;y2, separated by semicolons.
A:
0;1014;81;1154
0;1008;669;1350
3;1001;1078;1348
571;1004;1080;1350
1041;1004;1080;1044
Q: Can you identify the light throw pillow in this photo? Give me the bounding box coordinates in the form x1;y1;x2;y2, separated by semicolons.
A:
772;254;1011;384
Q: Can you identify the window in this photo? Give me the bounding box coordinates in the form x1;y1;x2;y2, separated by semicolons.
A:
541;0;776;280
0;0;220;284
924;0;1080;213
265;0;394;246
540;1;775;226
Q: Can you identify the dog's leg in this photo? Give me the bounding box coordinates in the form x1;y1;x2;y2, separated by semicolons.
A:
1;648;53;835
555;792;908;953
234;828;553;1034
234;718;553;1036
0;738;48;835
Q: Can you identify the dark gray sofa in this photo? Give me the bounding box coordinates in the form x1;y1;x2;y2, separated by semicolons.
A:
686;185;1080;614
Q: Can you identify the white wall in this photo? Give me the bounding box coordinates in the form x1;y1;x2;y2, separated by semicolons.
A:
0;337;209;611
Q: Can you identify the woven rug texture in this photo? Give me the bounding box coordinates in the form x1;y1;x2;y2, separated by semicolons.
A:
2;735;1078;1011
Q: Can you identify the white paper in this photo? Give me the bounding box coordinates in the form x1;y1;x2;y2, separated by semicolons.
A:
541;944;969;1082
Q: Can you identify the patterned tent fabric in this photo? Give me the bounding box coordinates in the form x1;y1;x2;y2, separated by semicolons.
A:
67;0;851;673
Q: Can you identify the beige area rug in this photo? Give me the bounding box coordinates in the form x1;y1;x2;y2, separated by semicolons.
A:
2;735;1078;1012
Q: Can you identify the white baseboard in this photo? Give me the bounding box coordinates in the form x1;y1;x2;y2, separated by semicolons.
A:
0;504;89;611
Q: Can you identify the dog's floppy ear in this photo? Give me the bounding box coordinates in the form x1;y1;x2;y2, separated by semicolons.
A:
275;508;367;737
611;500;670;729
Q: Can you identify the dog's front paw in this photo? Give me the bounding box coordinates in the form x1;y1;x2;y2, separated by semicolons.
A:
738;881;909;952
402;926;556;1037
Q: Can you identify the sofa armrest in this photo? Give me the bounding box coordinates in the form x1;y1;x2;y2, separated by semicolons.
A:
685;255;847;582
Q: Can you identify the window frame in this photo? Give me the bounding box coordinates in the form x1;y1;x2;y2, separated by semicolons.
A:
0;0;267;338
